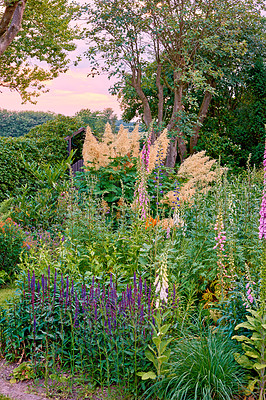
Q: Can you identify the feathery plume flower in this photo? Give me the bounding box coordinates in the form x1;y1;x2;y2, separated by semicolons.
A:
154;250;169;308
213;211;229;298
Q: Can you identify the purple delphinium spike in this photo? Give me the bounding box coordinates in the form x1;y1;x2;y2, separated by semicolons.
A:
144;279;147;298
140;305;144;323
74;292;79;326
31;271;35;292
54;270;57;302
31;272;35;312
65;276;69;307
148;283;151;320
138;293;141;310
37;280;40;295
71;280;74;297
44;278;48;296
139;276;143;295
41;275;45;302
34;315;37;336
61;273;64;297
108;316;112;334
134;272;137;291
27;270;31;291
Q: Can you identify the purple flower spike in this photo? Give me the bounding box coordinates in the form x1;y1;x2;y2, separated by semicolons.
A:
54;270;57;299
37;280;40;294
139;276;143;294
71;280;74;297
33;315;37;336
27;270;31;290
31;271;35;292
65;277;69;306
74;292;79;326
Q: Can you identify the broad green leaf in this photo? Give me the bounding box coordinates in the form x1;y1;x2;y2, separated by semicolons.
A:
145;350;156;364
253;363;266;370
234;353;254;369
139;371;157;380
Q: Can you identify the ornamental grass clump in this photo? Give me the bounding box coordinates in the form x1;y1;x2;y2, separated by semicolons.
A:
144;328;246;400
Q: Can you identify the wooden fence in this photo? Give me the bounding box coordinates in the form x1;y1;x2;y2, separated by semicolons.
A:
71;159;84;175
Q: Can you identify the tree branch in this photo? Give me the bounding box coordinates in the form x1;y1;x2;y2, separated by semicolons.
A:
0;0;27;56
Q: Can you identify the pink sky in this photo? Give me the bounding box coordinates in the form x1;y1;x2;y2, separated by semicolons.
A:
0;65;122;117
0;0;123;118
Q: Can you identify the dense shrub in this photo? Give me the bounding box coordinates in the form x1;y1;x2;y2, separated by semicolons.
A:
0;218;29;286
0;135;67;202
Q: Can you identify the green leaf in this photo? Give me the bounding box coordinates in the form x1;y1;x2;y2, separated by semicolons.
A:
245;351;259;359
160;338;173;354
137;371;157;380
232;335;249;341
234;353;254;369
152;336;160;347
160;324;171;335
235;322;255;331
145;350;156;364
10;378;16;384
253;363;266;370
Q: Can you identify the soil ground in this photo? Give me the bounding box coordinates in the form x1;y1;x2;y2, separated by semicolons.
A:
0;360;126;400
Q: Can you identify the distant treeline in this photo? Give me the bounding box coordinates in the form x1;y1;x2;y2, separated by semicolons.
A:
0;109;56;137
0;108;137;138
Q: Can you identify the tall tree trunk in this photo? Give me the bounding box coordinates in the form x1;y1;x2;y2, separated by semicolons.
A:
156;63;164;126
189;83;216;154
0;1;27;56
131;68;153;128
165;72;186;166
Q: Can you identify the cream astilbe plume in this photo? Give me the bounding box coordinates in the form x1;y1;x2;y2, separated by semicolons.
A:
148;128;169;172
130;125;141;158
113;125;132;157
82;123;141;170
162;151;223;206
82;126;102;169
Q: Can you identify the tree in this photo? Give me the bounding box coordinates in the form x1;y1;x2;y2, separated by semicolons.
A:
75;108;118;137
0;109;56;137
197;56;266;169
82;0;265;165
0;0;80;102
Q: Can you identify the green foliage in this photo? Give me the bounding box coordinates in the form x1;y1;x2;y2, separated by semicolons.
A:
0;218;28;286
233;309;266;399
75;108;118;138
10;362;35;383
0;270;178;396
197;57;266;169
0;109;55;138
0;0;80;102
10;155;72;231
145;328;246;400
0;119;68;202
138;311;173;381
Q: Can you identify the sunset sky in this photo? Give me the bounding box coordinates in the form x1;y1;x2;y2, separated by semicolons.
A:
1;2;122;119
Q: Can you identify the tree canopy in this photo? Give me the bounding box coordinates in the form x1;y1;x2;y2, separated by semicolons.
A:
82;0;266;165
0;109;56;137
0;0;80;102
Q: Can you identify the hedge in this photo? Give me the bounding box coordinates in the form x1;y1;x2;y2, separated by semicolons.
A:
0;135;67;202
